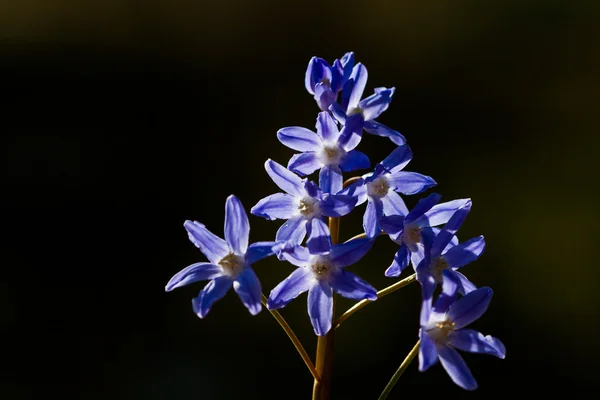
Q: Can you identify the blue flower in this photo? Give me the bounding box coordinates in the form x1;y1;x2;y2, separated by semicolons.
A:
165;195;276;318
379;193;471;277
267;239;377;336
251;159;358;255
419;270;506;390
340;145;437;238
305;52;354;111
277;111;370;194
328;62;406;146
415;199;486;310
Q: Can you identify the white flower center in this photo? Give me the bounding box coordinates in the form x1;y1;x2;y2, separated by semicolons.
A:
425;318;455;343
319;144;345;166
429;256;449;283
310;256;334;281
367;175;389;198
218;253;245;277
348;106;364;117
298;196;320;218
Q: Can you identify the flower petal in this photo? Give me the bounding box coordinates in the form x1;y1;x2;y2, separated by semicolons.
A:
381;191;409;216
357;87;394;121
277;127;322;152
245;241;277;265
448;287;493;330
410;244;426;271
363;197;383;238
319;165;343;194
305;57;330;95
384;244;410;277
314;83;337;111
363;120;406;145
419;328;439;372
306;217;332;254
414;198;472;228
275;215;307;246
184;220;229;265
165;262;223;292
224;195;250;254
308;281;334;336
380;145;412;173
280;245;311;267
319;194;357;217
443;236;486;269
251;193;299;220
316;111;339;142
329;102;347;124
418;272;437;325
453;270;477;294
329;270;377;300
337;178;368;205
288;152;322;176
379;215;405;241
265;159;305;197
267;267;314;309
337;114;364;151
340;150;370;172
405;193;442;224
449;329;506;359
431;200;472;258
233;267;262;315
388;172;437;195
342;63;368;111
329;237;374;268
437;345;478;390
431;269;460;319
192;276;233;318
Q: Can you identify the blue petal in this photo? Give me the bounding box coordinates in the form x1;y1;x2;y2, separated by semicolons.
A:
330;59;344;94
265;159;305;198
437;344;478;390
288;152;322;176
224;195;250;254
431;200;472;258
405;193;442;224
448;287;493;330
418;272;437;325
192;276;233;318
319;165;343;194
245;241;277;265
410;244;426;271
431;270;460;318
267;267;314;309
443;236;486;269
384;244;410;277
449;329;506;359
337;178;368;205
165;262;223;292
380;215;405;241
233;267;262;315
306;217;332;255
414;198;471;228
304;180;321;199
329;270;377;300
419;328;439;372
453;270;477;295
251;193;298;220
329;102;347;125
308;281;334;336
337;113;364;151
280;245;312;267
316;111;339;143
277;126;322;152
184;220;229;265
357;87;394;121
319;194;357;217
363;120;406;145
340;52;354;76
275;215;307;246
329;237;374;268
381;191;409;216
380;145;412;173
304;57;330;95
388;172;437;195
363;197;383;238
314;82;337;111
340;150;370;172
341;63;368;111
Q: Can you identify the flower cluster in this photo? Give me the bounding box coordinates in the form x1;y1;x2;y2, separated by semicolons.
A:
166;52;505;391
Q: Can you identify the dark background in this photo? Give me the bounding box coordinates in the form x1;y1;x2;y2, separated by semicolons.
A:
1;0;599;398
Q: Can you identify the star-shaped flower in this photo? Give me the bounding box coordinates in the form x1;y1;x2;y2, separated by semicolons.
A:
165;195;276;317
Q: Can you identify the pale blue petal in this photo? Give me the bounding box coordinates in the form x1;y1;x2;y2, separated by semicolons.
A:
449;329;506;359
381;191;409;216
165;262;223;292
410;244;426;271
388;172;437;195
405;193;442;224
337;178;367;205
431;270;460;319
245;241;277;265
418;272;437;325
363;120;406;145
329;102;347;124
319;194;357;217
448;287;493;330
431;200;472;258
192;276;233;318
265;159;305;197
329;237;373;268
414;198;471;228
306;217;332;255
419;328;439;372
275;215;307;246
277;126;322;152
384;244;410;277
308;281;334;336
443;236;486;269
453;270;477;295
380;145;412;173
329;270;377;300
357;87;394;121
224;195;250;254
288;152;322;176
184;220;229;265
233;267;262;315
340;150;370;172
363;197;383;238
437;345;478;390
337;114;364;151
379;215;405;241
314;83;337;111
251;193;298;220
342;63;368;111
267;267;314;309
319;165;343;194
304;57;330;95
280;245;312;267
316;110;339;142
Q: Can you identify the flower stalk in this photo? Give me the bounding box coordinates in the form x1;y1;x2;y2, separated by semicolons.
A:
378;340;421;400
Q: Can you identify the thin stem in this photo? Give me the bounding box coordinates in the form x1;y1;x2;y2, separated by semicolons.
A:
343;176;361;188
334;273;417;329
378;340;421;400
261;294;319;382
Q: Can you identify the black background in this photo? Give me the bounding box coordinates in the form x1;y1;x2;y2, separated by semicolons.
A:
1;1;599;398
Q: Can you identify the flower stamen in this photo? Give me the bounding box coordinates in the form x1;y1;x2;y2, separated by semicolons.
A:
219;253;245;277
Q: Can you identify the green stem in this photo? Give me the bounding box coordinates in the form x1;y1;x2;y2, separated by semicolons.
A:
261;294;319;381
378;340;421;400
